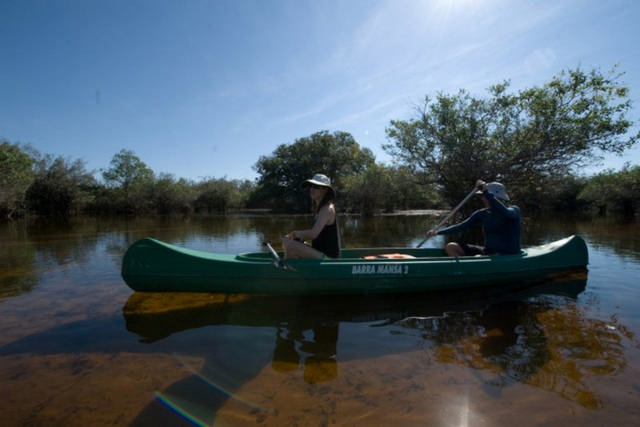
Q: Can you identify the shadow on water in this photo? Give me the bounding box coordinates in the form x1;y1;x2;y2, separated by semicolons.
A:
116;276;599;425
0;270;634;423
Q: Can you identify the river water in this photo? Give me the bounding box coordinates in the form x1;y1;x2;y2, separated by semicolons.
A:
1;215;639;426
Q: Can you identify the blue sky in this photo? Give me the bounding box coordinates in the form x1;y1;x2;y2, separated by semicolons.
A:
2;0;639;181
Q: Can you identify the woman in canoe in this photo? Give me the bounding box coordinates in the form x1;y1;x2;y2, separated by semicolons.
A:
283;174;341;259
425;180;521;257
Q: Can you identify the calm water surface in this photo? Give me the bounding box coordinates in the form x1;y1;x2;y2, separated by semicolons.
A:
1;215;639;426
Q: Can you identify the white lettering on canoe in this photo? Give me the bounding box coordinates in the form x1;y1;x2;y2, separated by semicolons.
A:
352;264;409;275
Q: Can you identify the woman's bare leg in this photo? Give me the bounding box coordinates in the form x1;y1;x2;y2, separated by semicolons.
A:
282;239;324;259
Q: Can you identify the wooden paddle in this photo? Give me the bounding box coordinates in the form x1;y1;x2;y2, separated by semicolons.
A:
416;186;479;248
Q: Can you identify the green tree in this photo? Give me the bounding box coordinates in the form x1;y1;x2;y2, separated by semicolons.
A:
194;178;252;214
0;141;35;219
341;165;438;215
25;153;96;216
150;173;196;215
102;149;154;212
341;164;394;215
102;149;153;190
387;166;440;211
384;66;639;212
544;174;589;214
579;165;640;216
254;131;375;212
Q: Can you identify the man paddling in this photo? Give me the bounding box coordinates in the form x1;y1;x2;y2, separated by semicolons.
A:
425;180;521;257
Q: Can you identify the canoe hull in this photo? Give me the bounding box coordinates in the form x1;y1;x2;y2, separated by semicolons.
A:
121;235;588;294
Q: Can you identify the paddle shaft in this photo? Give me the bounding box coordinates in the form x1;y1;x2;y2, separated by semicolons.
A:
263;242;296;271
263;241;281;261
416;187;478;248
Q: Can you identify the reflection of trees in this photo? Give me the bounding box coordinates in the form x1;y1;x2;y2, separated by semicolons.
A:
27;218;98;266
532;217;640;262
0;215;304;298
401;302;550;383
396;293;631;409
1;217;134;298
534;306;629;408
2;230;37;297
577;218;640;262
0;230;38;297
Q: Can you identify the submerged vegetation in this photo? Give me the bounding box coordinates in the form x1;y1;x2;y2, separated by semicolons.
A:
2;66;639;220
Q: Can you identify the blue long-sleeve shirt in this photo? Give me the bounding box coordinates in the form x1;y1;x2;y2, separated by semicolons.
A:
436;190;521;255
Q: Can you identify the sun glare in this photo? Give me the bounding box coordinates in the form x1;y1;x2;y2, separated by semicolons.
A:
438;0;485;10
419;0;491;27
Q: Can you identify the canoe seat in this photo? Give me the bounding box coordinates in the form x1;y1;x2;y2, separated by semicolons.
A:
363;253;416;260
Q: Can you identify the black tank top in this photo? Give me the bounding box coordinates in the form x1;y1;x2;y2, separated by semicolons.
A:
312;220;340;258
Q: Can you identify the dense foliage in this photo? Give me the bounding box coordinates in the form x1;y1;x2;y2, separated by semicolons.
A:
384;66;639;213
0;141;34;219
26;152;96;216
2;141;637;221
340;164;437;215
1;66;638;220
252;131;376;212
579;164;640;216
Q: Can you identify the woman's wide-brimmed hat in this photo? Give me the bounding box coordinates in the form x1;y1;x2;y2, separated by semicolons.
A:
302;174;335;194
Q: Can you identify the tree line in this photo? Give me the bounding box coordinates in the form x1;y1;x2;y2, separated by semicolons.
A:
1;66;639;220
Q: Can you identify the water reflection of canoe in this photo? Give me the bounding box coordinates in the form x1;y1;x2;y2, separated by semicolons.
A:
123;277;587;343
121;235;588;294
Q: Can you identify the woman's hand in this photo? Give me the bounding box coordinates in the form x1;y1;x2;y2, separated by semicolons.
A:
476;179;486;192
425;229;438;238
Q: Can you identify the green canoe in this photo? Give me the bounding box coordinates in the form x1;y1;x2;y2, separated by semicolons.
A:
121;235;588;295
